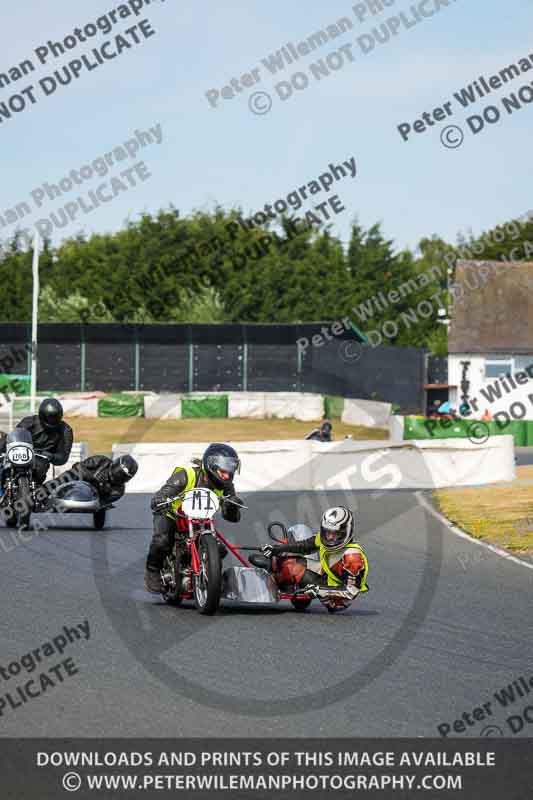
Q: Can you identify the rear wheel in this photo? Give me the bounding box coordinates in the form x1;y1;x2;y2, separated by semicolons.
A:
162;549;185;606
93;509;106;530
15;477;31;529
291;598;312;612
194;535;222;615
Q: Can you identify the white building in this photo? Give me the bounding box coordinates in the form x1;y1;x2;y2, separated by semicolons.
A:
448;260;533;421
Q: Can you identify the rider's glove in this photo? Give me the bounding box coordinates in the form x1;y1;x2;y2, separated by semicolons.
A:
303;584;320;599
151;495;168;512
224;495;243;507
261;544;275;558
221;495;243;523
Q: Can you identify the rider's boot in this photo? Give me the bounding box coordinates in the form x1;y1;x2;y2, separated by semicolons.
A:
144;568;163;594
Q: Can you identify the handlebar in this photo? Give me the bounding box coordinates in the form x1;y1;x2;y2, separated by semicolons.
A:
154;494;248;511
223;496;248;510
154;495;182;509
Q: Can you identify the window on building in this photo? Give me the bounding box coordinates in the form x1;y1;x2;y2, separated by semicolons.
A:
484;358;513;379
514;356;533;373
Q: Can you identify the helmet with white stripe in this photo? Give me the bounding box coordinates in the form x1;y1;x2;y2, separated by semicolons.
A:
319;506;354;551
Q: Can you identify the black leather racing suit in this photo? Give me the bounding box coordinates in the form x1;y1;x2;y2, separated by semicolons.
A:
305;428;332;442
44;455;126;505
0;415;73;484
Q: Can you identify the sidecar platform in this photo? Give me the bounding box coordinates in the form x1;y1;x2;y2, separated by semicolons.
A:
47;480;103;513
221;566;280;604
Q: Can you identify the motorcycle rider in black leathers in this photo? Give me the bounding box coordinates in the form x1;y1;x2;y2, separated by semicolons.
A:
144;443;243;593
305;420;333;442
0;398;73;487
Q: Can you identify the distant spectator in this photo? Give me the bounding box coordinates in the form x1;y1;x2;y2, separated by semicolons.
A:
481;408;493;421
429;400;442;418
306;420;333;442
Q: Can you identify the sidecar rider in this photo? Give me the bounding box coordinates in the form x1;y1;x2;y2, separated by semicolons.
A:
144;443;244;593
253;506;369;613
0;398;73;486
42;454;138;506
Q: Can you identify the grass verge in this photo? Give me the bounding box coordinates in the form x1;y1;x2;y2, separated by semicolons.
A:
433;465;533;554
66;417;388;456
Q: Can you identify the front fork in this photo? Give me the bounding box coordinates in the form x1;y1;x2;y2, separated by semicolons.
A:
3;475;35;506
190;538;200;575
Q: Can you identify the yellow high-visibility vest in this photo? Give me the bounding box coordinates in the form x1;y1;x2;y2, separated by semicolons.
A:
167;466;224;518
314;533;369;591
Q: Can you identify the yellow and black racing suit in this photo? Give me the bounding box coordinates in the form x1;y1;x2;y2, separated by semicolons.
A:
146;464;240;573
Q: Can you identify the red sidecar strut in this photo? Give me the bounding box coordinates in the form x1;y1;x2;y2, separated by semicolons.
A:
216;532;251;567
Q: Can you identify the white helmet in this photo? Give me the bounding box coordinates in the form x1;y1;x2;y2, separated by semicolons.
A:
320;506;354;551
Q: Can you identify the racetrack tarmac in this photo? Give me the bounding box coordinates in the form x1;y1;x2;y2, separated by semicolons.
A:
0;490;532;738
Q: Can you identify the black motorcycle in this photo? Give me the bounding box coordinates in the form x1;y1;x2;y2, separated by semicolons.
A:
1;429;111;530
0;429;41;528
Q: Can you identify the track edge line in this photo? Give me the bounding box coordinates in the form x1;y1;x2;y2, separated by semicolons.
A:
414;491;533;572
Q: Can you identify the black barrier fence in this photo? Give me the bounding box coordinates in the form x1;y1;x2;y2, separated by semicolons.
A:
1;739;532;799
427;354;448;385
0;324;426;411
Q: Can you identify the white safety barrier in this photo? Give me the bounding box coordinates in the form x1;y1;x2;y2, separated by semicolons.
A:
263;393;324;421
228;393;267;418
342;398;391;428
144;395;182;419
388;415;405;441
59;397;99;417
113;435;514;493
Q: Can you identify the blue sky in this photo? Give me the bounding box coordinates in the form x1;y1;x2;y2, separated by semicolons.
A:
1;0;532;256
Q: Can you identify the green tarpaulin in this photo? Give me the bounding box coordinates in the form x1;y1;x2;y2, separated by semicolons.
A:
98;394;145;417
324;396;344;419
403;416;528;446
0;374;30;396
181;395;228;418
527;422;533;446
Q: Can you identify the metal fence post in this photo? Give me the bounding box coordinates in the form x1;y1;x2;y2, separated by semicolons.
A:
296;342;303;392
242;343;248;391
188;344;194;393
134;335;140;391
80;339;86;392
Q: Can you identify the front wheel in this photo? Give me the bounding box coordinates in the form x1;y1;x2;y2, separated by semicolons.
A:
4;510;17;528
15;476;32;529
193;535;222;615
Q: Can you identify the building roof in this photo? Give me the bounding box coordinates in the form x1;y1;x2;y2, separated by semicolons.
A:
448;260;533;354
